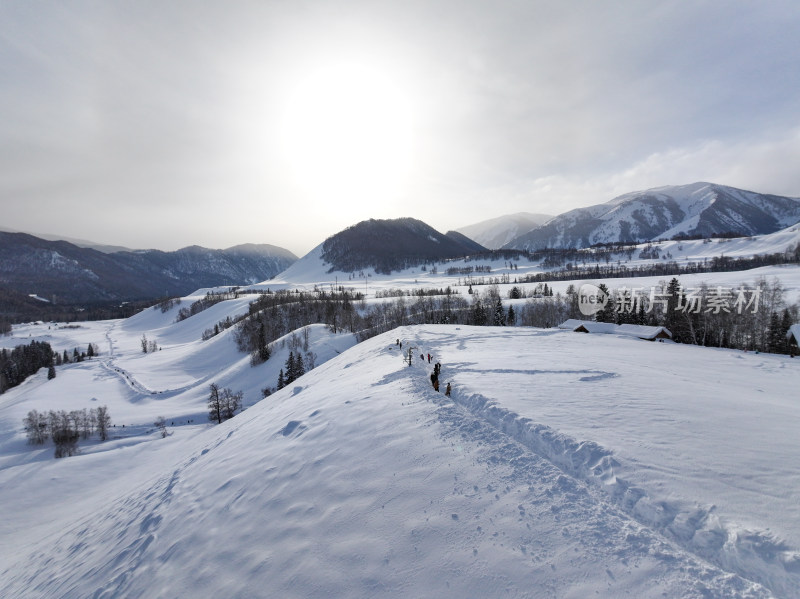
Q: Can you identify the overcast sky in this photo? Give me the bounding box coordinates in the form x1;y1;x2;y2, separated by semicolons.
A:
1;1;799;257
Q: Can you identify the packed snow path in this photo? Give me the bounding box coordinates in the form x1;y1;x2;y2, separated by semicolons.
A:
401;327;800;597
2;326;798;598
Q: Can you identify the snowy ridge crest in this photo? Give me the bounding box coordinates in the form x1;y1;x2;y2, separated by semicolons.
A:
455;390;800;597
504;182;800;250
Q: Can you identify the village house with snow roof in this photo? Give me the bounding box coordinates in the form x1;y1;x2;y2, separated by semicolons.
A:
558;319;672;341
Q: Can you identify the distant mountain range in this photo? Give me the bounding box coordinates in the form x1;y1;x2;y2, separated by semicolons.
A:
4;182;800;310
0;227;134;253
0;232;297;304
502;182;800;250
320;218;487;274
456;212;553;249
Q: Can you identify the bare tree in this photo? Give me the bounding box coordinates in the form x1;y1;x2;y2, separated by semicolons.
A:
23;410;48;444
80;409;92;439
154;416;168;438
53;427;79;458
208;383;243;424
221;389;243;421
208;382;223;424
96;405;111;441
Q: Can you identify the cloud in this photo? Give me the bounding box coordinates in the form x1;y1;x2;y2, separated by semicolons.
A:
501;126;800;216
1;1;799;255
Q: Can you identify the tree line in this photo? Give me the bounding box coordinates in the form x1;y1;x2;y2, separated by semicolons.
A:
176;290;240;322
593;277;798;353
516;276;798;354
1;340;55;394
234;289;364;362
23;406;112;458
1;340;99;394
514;245;800;286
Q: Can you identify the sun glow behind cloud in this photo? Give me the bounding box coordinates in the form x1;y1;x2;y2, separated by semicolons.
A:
2;2;800;256
276;60;415;212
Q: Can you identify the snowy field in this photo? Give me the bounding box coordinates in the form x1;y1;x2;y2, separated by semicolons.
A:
2;313;799;597
2;228;800;598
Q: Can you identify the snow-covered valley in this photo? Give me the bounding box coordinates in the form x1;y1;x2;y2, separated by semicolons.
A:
2;267;800;598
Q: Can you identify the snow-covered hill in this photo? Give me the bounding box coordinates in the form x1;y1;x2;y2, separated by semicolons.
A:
505;182;800;250
2;314;800;597
456;212;553;249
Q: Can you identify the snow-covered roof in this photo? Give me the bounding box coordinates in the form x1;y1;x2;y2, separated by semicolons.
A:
558;320;672;340
558;319;618;334
787;324;800;343
616;324;673;340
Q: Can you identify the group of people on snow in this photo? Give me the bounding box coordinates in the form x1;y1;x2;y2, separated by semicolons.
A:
396;338;452;396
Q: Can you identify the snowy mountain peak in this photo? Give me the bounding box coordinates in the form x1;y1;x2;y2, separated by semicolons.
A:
456;212;554;249
505;182;800;250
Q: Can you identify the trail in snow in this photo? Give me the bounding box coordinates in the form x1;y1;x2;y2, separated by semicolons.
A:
397;326;800;597
2;308;799;598
1;328;776;598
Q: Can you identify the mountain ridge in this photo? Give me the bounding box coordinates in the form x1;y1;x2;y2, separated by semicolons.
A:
504;182;800;250
0;232;297;304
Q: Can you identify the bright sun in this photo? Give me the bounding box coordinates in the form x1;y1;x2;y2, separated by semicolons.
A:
278;61;414;204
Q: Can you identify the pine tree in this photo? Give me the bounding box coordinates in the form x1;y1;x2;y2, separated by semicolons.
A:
767;312;787;354
87;343;95;358
472;300;487;326
256;322;270;363
664;278;682;331
47;365;56;380
637;301;647;325
507;304;516;325
780;309;793;354
284;352;296;385
616;289;636;325
493;297;507;326
595;284;616;323
295;352;305;378
277;369;285;390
